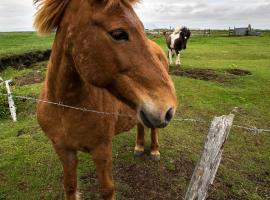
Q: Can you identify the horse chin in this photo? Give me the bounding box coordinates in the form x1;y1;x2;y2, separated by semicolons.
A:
137;111;169;128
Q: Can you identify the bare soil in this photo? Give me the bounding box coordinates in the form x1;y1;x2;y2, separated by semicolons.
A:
80;152;194;200
0;50;51;71
79;152;248;200
226;69;252;76
170;68;251;83
14;70;45;86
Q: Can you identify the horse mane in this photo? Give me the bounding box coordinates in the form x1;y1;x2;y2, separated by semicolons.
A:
172;27;181;34
181;26;189;32
34;0;70;35
33;0;139;35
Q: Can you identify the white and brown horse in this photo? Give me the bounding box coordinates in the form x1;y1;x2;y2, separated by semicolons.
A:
34;0;177;199
165;27;191;66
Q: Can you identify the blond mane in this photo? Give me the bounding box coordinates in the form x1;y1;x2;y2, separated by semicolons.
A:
33;0;139;35
172;27;181;34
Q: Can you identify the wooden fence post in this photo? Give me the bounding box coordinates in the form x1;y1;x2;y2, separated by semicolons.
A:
184;114;235;200
4;80;17;122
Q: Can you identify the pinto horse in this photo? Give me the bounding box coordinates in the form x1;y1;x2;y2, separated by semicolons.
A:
165;27;191;66
34;0;177;199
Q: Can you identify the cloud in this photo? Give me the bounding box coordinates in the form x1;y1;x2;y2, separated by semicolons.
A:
0;0;269;31
135;0;270;29
0;0;36;31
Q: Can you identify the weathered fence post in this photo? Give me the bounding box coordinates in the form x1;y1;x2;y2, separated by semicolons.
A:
184;113;234;200
4;80;17;122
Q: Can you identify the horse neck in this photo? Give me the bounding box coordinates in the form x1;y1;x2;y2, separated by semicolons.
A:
45;35;87;104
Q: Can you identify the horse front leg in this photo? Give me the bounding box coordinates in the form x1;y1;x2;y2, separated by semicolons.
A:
134;123;145;157
53;145;79;200
150;128;160;161
92;143;115;200
168;49;173;65
176;52;181;66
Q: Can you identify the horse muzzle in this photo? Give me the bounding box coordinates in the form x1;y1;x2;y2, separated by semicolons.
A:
138;106;174;128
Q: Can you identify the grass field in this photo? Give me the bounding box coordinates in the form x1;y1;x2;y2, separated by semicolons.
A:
0;32;54;58
0;32;270;200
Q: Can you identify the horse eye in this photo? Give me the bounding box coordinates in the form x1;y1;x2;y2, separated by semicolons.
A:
109;29;129;41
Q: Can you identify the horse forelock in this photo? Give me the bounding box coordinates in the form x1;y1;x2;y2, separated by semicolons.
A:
181;26;191;37
173;27;181;34
33;0;140;35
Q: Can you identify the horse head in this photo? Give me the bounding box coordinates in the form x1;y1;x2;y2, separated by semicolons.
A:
34;0;177;128
180;27;191;50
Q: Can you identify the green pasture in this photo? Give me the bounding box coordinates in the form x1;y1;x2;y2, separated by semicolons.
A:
0;32;270;200
0;32;54;58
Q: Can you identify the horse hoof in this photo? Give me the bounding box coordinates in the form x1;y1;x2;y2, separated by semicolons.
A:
134;150;144;157
150;153;160;162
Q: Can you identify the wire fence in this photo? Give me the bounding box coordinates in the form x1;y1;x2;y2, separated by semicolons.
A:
0;79;270;134
0;79;270;200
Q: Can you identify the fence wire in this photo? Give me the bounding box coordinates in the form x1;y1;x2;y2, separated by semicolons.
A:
1;91;270;134
1;81;269;200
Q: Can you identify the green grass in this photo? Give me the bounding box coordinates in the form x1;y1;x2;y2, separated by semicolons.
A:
0;32;270;200
0;32;54;58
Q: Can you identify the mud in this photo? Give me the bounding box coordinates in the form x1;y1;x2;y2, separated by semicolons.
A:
170;68;251;83
0;50;51;71
226;69;252;76
14;71;45;86
80;152;195;200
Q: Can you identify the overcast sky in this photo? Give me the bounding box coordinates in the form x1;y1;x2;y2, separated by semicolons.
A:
0;0;269;31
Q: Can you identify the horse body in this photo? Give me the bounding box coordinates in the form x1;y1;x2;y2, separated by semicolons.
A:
35;0;177;199
165;27;191;66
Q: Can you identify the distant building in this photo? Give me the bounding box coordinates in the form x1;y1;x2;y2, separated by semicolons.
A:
229;24;261;36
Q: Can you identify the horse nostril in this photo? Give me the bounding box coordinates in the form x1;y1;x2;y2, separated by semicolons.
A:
140;110;154;128
165;107;174;122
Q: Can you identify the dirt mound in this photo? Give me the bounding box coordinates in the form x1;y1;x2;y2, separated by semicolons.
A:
170;69;229;83
226;69;252;76
80;152;195;200
170;68;251;83
0;50;51;71
14;71;45;86
79;151;248;200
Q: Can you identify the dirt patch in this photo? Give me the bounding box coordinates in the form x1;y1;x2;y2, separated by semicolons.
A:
0;50;51;71
17;126;40;137
170;68;251;83
14;71;45;86
170;68;229;83
226;69;252;76
79;151;251;200
80;152;195;200
245;171;270;199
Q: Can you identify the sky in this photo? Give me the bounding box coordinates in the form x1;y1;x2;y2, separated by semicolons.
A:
0;0;270;32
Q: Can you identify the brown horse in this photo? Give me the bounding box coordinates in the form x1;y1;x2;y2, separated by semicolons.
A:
34;0;177;199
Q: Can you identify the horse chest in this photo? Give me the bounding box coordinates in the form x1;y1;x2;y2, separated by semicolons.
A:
170;33;180;49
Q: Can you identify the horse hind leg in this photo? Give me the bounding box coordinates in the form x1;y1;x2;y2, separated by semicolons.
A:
150;128;160;161
134;123;145;157
53;145;79;200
